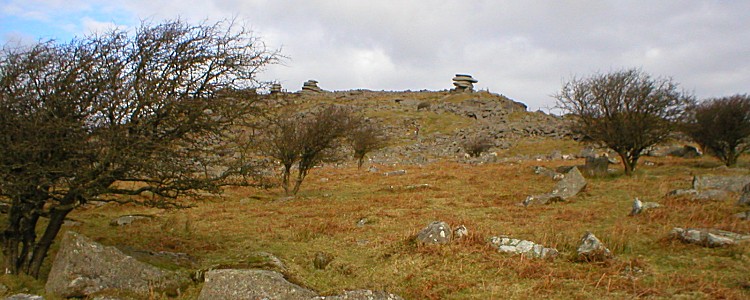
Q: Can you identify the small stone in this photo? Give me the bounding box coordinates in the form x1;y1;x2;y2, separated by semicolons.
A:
416;221;452;245
383;170;407;176
577;232;612;262
453;225;468;239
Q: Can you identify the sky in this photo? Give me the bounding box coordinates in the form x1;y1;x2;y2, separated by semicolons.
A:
2;0;749;112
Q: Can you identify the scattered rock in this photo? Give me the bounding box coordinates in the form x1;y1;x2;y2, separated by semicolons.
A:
313;290;404;300
670;228;750;247
383;170;407;176
313;252;334;270
667;189;699;197
489;236;559;259
577;232;612;262
197;269;317;300
524;167;587;206
453;225;468;239
109;215;153;226
629;198;661;216
669;145;702;158
356;217;369;227
45;232;190;298
738;183;750;206
416;221;452;245
5;294;44;300
693;189;730;201
692;175;750;193
532;166;564;180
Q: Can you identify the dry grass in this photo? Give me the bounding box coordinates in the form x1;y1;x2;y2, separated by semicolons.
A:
11;150;744;299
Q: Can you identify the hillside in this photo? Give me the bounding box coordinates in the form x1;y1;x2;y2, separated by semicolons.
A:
3;89;750;299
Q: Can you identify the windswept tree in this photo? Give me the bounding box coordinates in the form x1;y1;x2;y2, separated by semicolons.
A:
0;19;279;277
264;105;353;195
348;120;388;169
684;95;750;166
555;69;693;175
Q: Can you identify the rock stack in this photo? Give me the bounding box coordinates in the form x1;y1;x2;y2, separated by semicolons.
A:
452;74;478;92
270;83;282;95
301;80;322;93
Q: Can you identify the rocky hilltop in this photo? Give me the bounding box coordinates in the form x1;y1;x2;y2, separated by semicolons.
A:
264;89;571;165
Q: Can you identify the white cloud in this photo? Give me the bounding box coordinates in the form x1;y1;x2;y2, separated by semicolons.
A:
3;0;750;110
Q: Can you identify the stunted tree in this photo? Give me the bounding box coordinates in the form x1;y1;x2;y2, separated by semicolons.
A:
0;19;279;277
461;134;493;158
684;95;750;166
348;120;388;169
555;69;693;175
264;105;353;195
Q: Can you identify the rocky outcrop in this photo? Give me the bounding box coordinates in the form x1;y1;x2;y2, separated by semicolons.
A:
197;269;317;300
270;83;283;94
577;232;612;262
45;232;190;298
416;221;452;245
524;167;587;206
489;236;559;259
670;228;750;247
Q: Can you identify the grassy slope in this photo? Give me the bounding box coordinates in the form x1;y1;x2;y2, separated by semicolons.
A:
3;91;750;299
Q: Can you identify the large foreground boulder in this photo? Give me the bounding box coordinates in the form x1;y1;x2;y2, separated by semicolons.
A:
197;269;317;300
45;231;190;298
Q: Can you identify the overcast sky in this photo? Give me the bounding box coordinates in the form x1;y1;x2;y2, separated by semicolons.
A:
2;0;749;111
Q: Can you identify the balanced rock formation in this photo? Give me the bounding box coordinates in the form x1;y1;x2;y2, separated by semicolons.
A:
301;80;323;93
452;74;477;93
270;83;283;95
45;232;190;298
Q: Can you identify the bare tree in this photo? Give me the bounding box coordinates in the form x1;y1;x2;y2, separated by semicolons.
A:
555;69;693;175
348;120;388;169
264;105;353;195
684;95;750;166
0;19;279;278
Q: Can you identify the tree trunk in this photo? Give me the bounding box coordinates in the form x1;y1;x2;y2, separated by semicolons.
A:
725;149;738;167
281;164;292;195
27;207;72;278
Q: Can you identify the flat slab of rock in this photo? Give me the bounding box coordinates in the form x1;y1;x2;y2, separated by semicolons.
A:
109;215;153;226
524;167;586;205
416;221;452;245
693;175;750;193
489;236;559;259
197;269;317;300
313;290;404;300
45;232;190;298
670;228;750;247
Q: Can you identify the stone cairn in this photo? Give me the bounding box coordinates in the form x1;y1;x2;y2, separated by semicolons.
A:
270;83;282;95
301;80;323;93
452;74;478;92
